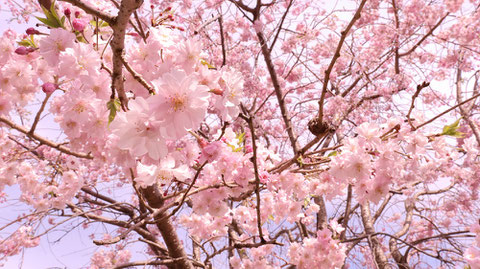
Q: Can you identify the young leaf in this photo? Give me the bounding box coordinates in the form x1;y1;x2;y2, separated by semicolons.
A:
35;0;65;28
200;59;215;69
441;118;464;138
328;151;338;157
17;36;37;48
237;132;246;144
107;99;121;124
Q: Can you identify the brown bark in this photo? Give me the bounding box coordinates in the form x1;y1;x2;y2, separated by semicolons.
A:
360;202;390;269
142;186;194;269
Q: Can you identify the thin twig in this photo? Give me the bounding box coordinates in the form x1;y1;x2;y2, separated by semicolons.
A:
29;92;52;135
59;0;115;24
318;0;367;121
415;92;480;130
0;116;92;159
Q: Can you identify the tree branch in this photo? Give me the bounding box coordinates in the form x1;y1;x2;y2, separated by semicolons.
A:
0;116;92;159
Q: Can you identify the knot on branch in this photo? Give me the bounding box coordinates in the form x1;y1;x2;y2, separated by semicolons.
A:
308;117;331;136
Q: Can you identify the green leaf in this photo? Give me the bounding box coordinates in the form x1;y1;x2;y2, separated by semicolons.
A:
107;99;121;125
328;151;338;157
236;132;245;144
17;40;30;47
17;35;38;48
36;15;62;28
441;118;464;138
297;156;304;167
200;59;215;69
35;0;65;29
303;196;311;208
91;20;109;28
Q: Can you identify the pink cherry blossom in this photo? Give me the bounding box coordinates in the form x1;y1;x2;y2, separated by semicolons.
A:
38;28;76;65
111;97;167;160
149;70;210;139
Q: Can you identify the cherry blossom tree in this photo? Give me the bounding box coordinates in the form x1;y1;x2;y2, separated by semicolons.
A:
1;0;480;268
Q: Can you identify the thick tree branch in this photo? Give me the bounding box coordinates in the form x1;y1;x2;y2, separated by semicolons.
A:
360;202;389;269
110;0;144;110
141;185;194;269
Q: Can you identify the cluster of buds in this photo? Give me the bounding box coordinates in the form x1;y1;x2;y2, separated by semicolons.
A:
64;8;87;32
150;6;184;31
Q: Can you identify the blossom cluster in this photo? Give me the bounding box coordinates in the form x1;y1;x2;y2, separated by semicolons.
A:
288;228;346;268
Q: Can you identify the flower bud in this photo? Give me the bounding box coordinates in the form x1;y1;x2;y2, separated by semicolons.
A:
41;82;58;94
26;27;40;35
64;8;71;17
72;19;87;32
74;11;81;18
210;88;224;96
15;47;29;55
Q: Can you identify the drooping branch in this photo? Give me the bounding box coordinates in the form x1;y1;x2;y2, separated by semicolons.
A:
0;116;93;159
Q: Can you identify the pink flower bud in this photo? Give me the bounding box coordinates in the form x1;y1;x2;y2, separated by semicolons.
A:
72;19;87;32
165;6;172;12
26;27;40;35
15;47;29;55
64;8;71;17
210;88;224;96
197;138;207;148
42;82;58;94
74;11;81;18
